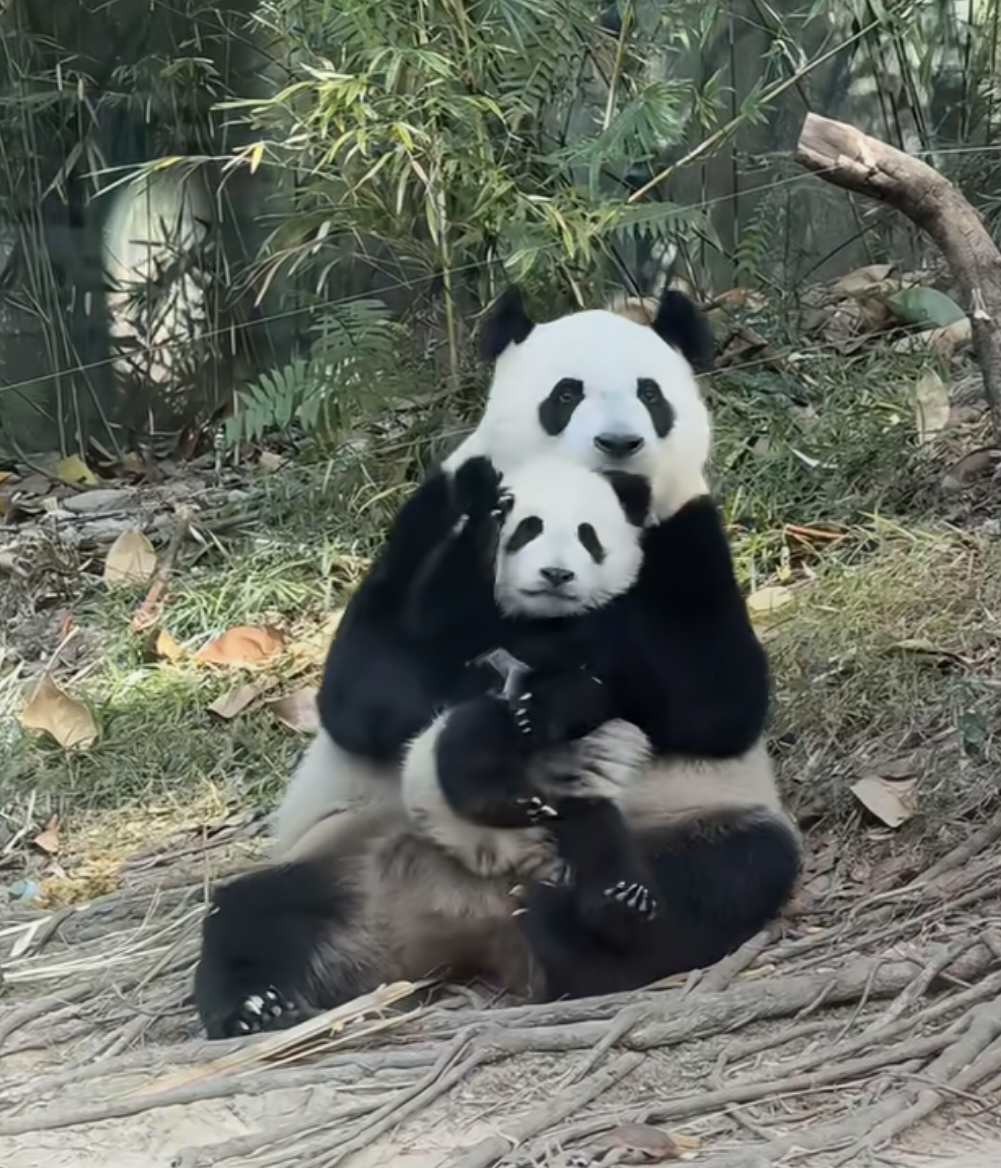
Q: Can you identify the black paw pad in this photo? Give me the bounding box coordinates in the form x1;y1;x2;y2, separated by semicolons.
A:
225;987;298;1037
603;881;657;921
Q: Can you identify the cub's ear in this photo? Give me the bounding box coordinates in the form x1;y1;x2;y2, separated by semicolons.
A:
603;471;652;528
651;288;715;374
480;285;535;361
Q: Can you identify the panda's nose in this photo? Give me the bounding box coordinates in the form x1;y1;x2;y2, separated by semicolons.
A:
540;566;575;588
594;433;644;459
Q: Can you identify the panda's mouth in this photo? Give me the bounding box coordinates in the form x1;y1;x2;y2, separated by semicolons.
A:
520;586;578;602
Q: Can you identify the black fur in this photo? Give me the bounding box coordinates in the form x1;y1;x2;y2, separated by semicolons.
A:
518;812;802;999
481;285;535;360
651;288;716;374
195;858;372;1040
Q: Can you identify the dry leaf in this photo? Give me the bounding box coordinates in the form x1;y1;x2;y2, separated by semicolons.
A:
593;1124;691;1162
19;676;98;751
103;528;157;590
154;629;185;662
850;775;918;828
208;678;278;720
914;370;951;445
267;686;320;733
194;625;285;667
54;454;98;487
941;447;1001;492
286;610;346;670
832;263;895;297
33;816;61;856
746;585;794;616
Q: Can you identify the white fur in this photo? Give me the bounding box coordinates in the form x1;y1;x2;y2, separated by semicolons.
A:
493;456;643;619
444;308;711;517
273;727;401;860
401;716;652;879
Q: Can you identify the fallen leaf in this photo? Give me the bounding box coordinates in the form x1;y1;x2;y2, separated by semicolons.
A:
850;775;918;828
885;286;966;328
103;528;157;590
194;625;286;667
746;585;794;616
267;686;320;733
154;629;185;662
832;263;895;297
593;1123;692;1162
208;678;278;720
33;816;60;856
53;454;98;487
914;369;951;445
19;676;98;751
286;610;345;670
941;447;1001;492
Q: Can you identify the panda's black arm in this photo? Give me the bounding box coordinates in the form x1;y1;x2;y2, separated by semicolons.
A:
317;468;463;762
609;498;770;759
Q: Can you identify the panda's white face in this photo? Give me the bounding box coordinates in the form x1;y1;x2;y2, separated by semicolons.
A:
447;306;712;518
493;457;645;619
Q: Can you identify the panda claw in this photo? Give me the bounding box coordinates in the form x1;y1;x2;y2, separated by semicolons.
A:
511;907;529;917
516;795;557;821
603;882;657;920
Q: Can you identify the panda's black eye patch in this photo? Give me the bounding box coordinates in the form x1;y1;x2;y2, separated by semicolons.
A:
539;378;584;436
637;377;674;438
577;522;605;564
505;516;543;553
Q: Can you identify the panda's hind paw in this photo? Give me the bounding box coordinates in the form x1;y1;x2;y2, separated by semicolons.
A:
604;881;658;921
224;986;299;1038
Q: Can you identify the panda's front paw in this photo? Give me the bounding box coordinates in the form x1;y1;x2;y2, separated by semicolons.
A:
222;987;300;1038
451;456;506;525
512;667;610;748
574;877;659;949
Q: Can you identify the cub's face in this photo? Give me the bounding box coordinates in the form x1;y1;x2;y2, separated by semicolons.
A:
492;458;645;619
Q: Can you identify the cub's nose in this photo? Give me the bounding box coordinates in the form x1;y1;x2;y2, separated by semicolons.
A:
594;432;644;459
540;566;575;588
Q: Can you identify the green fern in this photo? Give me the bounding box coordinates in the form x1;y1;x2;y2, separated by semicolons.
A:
226;299;400;447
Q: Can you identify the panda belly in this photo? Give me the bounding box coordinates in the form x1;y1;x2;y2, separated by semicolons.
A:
272;725;402;859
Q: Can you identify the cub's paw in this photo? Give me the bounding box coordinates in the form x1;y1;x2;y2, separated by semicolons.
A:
603;880;658;921
511;668;608;748
471;790;559;830
222;987;300;1038
451;457;508;525
576;878;659;948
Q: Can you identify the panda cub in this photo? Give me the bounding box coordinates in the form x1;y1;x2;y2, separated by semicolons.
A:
401;453;662;944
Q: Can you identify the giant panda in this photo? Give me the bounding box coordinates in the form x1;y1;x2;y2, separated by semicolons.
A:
401;450;662;940
193;451;656;1039
272;286;717;857
193;284;801;1036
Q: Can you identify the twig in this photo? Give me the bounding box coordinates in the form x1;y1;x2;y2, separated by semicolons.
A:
561;1003;650;1086
440;1052;643;1168
683;927;777;996
172;1026;481;1168
129;508;192;633
865;937;975;1031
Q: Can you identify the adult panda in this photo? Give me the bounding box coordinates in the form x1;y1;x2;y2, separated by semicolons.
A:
194;284;800;1035
274;285;717;856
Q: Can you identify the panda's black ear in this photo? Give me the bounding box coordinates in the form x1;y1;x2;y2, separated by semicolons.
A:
604;471;652;528
480;286;535;361
651;289;715;374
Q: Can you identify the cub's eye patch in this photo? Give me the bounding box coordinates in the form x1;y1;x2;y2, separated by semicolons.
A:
577;522;605;563
505;516;543;553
